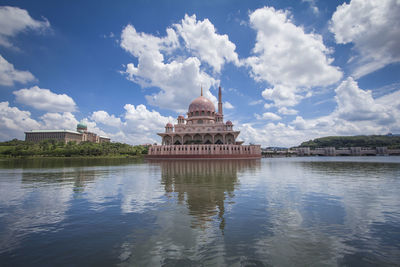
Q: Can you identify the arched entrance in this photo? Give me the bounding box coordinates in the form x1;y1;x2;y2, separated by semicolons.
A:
226;133;234;144
173;135;182;145
174;140;181;145
193;134;202;144
204;134;212;144
183;134;192;144
214;134;223;144
163;135;172;145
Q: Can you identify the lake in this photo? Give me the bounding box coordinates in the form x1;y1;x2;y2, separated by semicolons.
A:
0;157;399;266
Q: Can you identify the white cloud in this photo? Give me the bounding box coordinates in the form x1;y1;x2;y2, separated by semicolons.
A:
40;112;79;130
255;112;282;121
278;107;298;115
291;116;307;130
263;103;273;109
239;79;400;147
246;6;342;107
302;0;319;15
90;110;122;128
122;104;174;142
334;77;394;123
262;85;300;107
0;101;40;140
330;0;400;78
224;101;234;109
120;24;178;59
121;23;218;113
0;6;50;48
13;86;77;112
90;104;175;144
0;54;35;86
249;99;263;106
174;14;240;73
120;13;242;112
0;97;174;144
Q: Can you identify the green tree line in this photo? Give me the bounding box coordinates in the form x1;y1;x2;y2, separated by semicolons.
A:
299;135;400;149
0;139;149;157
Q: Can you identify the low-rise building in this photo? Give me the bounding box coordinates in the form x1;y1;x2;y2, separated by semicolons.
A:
25;123;110;144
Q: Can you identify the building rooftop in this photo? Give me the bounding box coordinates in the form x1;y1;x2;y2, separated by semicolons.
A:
25;129;82;135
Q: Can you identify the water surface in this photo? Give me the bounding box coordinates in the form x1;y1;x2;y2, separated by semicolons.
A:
0;157;399;266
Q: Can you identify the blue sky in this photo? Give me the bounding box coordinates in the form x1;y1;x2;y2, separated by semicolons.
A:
0;0;399;146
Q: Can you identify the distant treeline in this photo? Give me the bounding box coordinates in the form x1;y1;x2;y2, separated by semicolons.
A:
0;139;148;157
299;135;400;149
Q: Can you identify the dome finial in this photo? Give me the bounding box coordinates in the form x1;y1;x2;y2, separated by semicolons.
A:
201;85;203;96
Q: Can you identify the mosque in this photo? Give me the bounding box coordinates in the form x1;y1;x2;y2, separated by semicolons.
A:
147;87;261;159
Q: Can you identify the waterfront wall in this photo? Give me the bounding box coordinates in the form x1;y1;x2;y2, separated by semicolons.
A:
147;144;261;159
294;147;400;156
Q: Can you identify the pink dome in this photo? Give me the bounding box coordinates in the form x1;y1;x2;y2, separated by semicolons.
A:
226;120;232;125
188;96;215;114
166;123;173;127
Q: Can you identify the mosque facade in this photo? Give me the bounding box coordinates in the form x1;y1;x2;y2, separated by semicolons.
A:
147;87;261;159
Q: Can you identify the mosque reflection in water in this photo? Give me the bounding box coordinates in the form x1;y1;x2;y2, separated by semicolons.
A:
150;159;260;231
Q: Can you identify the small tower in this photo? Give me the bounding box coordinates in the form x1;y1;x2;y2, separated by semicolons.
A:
177;115;185;124
165;123;173;133
226;120;233;131
77;122;87;133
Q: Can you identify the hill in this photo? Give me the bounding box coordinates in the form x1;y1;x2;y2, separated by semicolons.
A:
298;135;400;149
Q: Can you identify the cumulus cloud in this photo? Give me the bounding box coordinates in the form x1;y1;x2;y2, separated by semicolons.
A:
278;107;298;115
334;77;394;123
121;24;217;112
0;96;174;144
262;85;300;107
13;86;77;112
0;102;90;141
239;80;400;147
0;6;50;48
40;112;79;130
90;104;175;144
246;6;342;107
90;110;122;128
330;0;400;78
224;101;234;109
255;112;282;121
175;14;240;73
0;101;40;140
120;14;242;112
0;54;35;86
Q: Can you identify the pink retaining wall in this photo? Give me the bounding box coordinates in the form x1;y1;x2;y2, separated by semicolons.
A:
147;144;261;159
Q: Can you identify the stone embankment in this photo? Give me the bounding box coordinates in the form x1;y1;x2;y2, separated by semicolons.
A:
262;147;400;157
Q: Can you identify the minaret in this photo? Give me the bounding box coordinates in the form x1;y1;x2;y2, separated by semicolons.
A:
218;86;223;115
201;86;203;96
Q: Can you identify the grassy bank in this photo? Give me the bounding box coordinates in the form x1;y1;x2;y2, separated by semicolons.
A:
0;139;148;158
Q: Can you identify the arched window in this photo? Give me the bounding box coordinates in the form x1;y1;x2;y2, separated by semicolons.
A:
201;111;205;115
195;111;199;116
198;119;203;124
